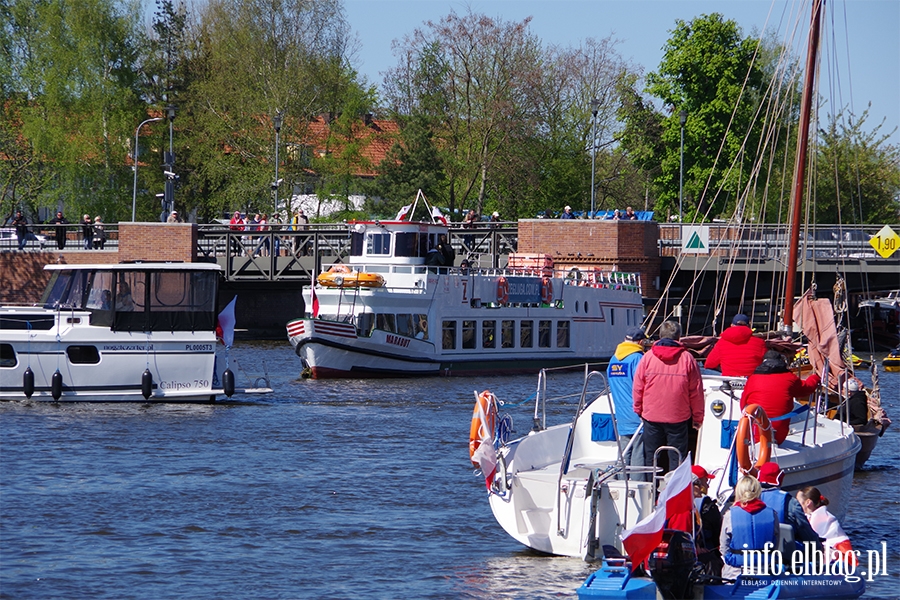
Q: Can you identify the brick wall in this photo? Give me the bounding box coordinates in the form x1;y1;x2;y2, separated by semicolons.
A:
517;219;662;298
118;222;197;263
0;223;198;304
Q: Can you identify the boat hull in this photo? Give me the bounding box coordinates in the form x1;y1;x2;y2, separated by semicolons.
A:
484;374;860;559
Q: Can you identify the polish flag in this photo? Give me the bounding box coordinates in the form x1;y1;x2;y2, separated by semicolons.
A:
621;454;693;569
310;285;319;318
431;206;448;225
395;204;413;221
216;296;237;347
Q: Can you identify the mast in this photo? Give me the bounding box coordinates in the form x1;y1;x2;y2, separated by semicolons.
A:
782;0;823;332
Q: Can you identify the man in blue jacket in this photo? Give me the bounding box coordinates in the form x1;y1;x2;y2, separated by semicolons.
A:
607;327;647;479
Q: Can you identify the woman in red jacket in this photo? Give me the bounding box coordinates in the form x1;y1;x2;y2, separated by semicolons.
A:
740;350;820;444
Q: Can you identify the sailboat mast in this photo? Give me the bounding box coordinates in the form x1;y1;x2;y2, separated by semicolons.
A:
783;0;824;332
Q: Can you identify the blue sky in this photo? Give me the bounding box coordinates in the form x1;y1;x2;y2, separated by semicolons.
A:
344;0;899;145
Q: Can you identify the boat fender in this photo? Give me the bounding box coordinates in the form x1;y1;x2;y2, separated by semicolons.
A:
496;277;509;305
23;367;35;398
469;391;498;466
141;368;153;399
736;403;772;475
223;368;235;397
541;277;553;304
51;369;63;400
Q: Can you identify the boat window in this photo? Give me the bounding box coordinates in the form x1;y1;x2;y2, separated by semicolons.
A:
501;320;514;348
415;314;428;340
376;313;396;333
482;320;496;348
0;343;16;368
43;270;91;310
557;321;570;348
397;314;414;336
442;320;456;349
462;320;476;349
147;271;217;331
0;313;55;330
350;231;364;256
112;272;147;331
41;271;70;308
394;232;419;257
66;345;100;364
356;313;375;337
85;271;114;327
538;320;552;348
521;320;533;348
610;308;615;326
584;301;588;314
366;232;391;256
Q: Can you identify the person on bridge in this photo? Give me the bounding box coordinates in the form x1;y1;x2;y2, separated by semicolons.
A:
560;205;575;219
48;211;70;250
740;350;820;444
704;313;767;376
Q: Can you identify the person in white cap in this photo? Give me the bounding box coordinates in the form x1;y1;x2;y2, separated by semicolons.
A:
167;210;180;223
560;205;575;219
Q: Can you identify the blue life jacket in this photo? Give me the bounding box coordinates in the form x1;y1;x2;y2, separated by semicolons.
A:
760;489;788;523
725;506;777;567
606;346;643;433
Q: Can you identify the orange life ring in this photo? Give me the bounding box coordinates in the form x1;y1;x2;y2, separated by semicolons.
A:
736;403;772;475
328;264;351;274
469;391;498;467
496;277;509;304
541;277;553;304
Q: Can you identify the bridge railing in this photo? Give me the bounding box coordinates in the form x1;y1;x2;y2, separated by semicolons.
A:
658;223;883;260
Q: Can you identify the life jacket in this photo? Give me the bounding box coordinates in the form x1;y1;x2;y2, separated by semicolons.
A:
760;489;788;523
725;505;777;567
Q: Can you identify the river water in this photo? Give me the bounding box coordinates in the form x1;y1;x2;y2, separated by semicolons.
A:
1;341;898;599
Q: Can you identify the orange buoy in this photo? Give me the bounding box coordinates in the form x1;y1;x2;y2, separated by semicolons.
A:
736;403;772;475
541;277;553;304
496;277;509;304
469;391;498;467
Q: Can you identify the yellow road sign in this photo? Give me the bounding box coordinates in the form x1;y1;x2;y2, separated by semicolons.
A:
869;225;899;258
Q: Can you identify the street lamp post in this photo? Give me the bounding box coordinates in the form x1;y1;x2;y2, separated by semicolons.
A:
162;105;177;219
679;109;687;222
272;111;283;215
131;117;164;221
589;98;600;218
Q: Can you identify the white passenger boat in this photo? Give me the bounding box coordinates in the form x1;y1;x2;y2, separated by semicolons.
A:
286;201;644;378
472;368;860;560
0;262;271;402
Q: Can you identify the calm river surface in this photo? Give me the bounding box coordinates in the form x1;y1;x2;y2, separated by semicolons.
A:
1;341;898;599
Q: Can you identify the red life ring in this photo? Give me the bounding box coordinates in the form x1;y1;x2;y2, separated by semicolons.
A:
469;391;498;467
541;277;553;304
736;403;772;475
496;277;509;304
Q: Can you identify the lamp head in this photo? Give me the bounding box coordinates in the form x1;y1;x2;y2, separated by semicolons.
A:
273;111;283;132
166;105;176;121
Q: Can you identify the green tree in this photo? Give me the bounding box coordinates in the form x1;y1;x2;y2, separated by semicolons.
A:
812;109;900;224
641;13;767;219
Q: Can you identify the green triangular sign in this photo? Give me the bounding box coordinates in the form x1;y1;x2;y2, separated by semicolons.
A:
686;232;706;249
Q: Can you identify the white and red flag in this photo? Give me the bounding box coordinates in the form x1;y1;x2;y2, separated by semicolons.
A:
431;206;448;225
216;296;237;347
621;453;693;569
310;285;319;318
395;204;412;221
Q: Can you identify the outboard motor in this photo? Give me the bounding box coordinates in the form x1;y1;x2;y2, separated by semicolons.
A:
647;529;696;600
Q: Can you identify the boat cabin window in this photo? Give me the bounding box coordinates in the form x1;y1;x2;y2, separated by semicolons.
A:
356;313;375;337
376;313;396;333
501;320;514;348
366;231;391;256
0;343;16;368
85;271;114;327
115;270;217;332
557;321;570;348
538;320;552;348
66;345;100;364
394;233;420;258
482;320;496;349
610;308;615;326
462;320;476;349
520;320;533;348
442;320;456;349
42;269;91;310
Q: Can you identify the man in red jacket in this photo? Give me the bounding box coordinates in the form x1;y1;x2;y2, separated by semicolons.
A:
741;350;820;444
633;320;704;474
705;313;767;376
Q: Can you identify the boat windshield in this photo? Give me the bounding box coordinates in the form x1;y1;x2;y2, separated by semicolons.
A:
40;268;218;332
